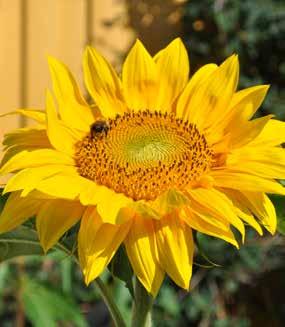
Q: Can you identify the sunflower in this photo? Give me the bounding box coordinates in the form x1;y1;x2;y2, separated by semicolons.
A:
0;38;284;296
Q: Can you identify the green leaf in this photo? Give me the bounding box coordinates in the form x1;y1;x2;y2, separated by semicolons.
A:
0;225;77;263
0;189;9;212
21;278;87;327
0;264;10;292
158;287;180;316
0;226;44;262
108;245;134;298
0;190;77;261
61;257;73;294
270;195;285;235
277;220;285;236
0;190;43;261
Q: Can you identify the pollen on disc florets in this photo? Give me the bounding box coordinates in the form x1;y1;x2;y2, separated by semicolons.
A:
75;110;213;201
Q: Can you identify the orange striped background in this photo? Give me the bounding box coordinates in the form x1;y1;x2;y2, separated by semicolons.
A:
0;0;184;137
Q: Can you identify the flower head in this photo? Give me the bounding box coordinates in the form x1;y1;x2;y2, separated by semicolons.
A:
1;38;284;296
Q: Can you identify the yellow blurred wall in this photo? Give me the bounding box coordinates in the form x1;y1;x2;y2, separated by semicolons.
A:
0;0;183;138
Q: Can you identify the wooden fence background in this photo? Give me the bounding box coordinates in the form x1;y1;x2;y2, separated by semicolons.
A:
0;0;184;140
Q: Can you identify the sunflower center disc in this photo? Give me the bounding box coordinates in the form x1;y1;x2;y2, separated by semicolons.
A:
75;110;213;201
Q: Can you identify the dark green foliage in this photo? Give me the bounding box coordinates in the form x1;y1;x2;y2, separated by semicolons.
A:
108;245;134;298
22;278;87;327
272;195;285;235
152;230;285;326
0;227;44;262
183;0;285;118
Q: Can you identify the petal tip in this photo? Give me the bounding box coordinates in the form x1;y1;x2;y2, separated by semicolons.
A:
84;275;92;286
261;84;271;93
42;244;50;255
132;39;149;54
223;53;239;66
134;38;143;46
84;45;94;58
47;55;61;70
268;226;276;235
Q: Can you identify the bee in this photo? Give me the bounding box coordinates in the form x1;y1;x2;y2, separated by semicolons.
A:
90;120;110;138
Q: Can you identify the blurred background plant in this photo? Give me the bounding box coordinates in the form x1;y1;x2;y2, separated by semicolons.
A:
183;0;285;119
0;0;285;326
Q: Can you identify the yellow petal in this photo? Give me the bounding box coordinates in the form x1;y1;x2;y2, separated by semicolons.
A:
46;90;82;156
0;149;74;175
79;183;134;224
130;201;160;220
250;119;285;146
203;55;239;129
187;187;245;241
35;173;131;223
228;85;269;121
3;127;50;150
78;207;102;272
227;146;285;165
220;188;263;235
180;208;239;248
211;171;285;195
0;109;46;124
124;215;164;296
186;199;231;232
36;199;84;252
154;38;189;113
25;190;56;200
122;39;158;111
239;191;276;234
36;174;91;201
153;213;193;290
176;63;217;119
78;207;131;285
83;46;126;118
210;85;270;139
149;189;190;217
4;165;77;196
226;147;285;179
96;193;134;224
2;128;51;165
229;115;273;149
1;146;28;166
178;55;238;129
48;56;95;130
0;192;42;233
131;191;190;222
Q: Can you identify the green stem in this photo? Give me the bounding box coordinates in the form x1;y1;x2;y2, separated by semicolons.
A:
93;278;127;327
70;253;126;327
131;278;154;327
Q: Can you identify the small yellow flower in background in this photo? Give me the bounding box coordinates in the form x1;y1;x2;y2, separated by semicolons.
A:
0;38;284;296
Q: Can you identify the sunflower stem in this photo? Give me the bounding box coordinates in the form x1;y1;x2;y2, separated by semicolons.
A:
131;278;153;327
93;278;127;327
